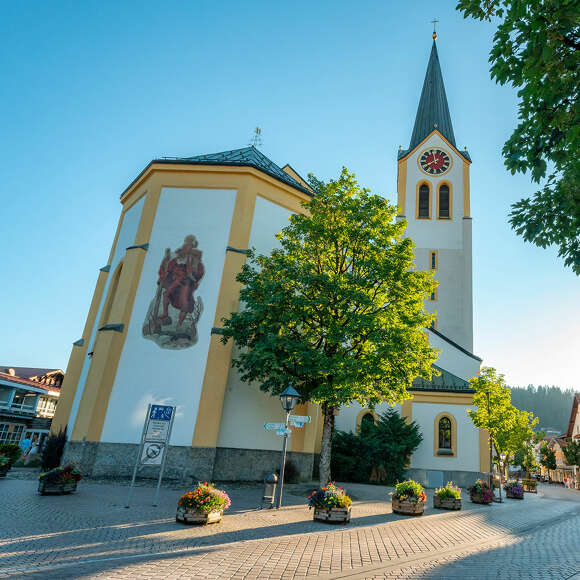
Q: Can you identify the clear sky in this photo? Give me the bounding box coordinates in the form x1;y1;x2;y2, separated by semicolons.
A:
0;1;577;389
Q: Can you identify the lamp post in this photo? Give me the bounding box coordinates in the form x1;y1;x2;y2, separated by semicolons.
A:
276;385;300;509
498;452;506;503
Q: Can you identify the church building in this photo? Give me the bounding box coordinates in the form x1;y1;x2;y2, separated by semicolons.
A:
52;37;489;486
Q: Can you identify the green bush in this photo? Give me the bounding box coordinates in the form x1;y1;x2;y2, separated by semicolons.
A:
331;408;422;485
391;479;426;502
434;482;461;499
0;443;21;465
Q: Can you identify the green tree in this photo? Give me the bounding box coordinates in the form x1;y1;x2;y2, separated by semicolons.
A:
221;168;438;484
563;440;580;468
540;443;557;472
332;408;423;485
457;0;580;274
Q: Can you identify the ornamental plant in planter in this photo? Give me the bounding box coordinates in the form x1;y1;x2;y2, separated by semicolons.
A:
176;482;231;525
521;479;537;493
390;480;427;516
0;454;9;478
504;481;524;499
433;482;462;510
308;483;352;523
38;462;83;495
467;479;494;504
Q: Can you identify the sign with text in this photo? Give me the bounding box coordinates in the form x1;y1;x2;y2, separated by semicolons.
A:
288;415;311;424
264;422;286;431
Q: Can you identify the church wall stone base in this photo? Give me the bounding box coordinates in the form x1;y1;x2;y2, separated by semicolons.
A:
405;468;486;489
63;442;314;484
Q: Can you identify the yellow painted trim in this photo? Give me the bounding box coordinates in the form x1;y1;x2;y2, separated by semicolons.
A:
398;129;472;165
431;318;437;330
72;186;161;441
430;250;438;270
411;392;473;405
479;428;490;473
397;158;407;216
401;399;413;423
355;409;379;433
463;162;471;217
97;261;123;328
417;146;454;178
434;411;457;457
415;181;432;220
436;181;453;220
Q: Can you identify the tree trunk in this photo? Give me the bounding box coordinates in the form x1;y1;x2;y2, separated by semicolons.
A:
319;406;335;486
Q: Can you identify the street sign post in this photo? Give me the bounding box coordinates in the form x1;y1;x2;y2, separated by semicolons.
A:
288;415;311;424
126;403;176;507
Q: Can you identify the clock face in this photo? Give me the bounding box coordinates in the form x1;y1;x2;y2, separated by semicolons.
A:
419;148;452;175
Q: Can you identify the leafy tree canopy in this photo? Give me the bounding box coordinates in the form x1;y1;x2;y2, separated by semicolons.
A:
221;168;438;483
457;0;580;273
540;443;557;471
563;439;580;467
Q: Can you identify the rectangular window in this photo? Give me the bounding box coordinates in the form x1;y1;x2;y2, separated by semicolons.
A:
430;290;437;301
438;185;450;219
0;423;24;444
430;251;438;270
430;318;437;330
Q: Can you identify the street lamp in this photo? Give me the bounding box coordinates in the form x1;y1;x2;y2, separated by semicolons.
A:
276;385;301;508
498;452;506;503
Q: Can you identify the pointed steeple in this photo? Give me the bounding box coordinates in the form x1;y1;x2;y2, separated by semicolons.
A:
409;40;456;152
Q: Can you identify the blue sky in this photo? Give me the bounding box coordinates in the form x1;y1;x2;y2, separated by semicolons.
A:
0;1;577;389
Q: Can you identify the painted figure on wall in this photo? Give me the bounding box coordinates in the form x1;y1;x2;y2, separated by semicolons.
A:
143;235;204;349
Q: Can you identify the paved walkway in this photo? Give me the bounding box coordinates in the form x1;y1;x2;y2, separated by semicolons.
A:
0;473;579;579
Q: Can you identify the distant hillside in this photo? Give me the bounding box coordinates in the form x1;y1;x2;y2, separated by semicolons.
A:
510;385;576;433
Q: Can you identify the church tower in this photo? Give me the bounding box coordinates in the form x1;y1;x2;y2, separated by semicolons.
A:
397;38;473;351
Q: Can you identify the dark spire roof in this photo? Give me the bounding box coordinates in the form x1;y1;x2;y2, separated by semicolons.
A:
409;40;456;152
153;146;312;196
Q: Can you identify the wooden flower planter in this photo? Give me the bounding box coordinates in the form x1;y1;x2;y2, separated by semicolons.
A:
523;483;537;494
38;480;78;495
176;507;223;525
392;498;425;516
433;496;462;510
506;491;524;500
0;464;10;478
313;506;351;524
470;493;492;505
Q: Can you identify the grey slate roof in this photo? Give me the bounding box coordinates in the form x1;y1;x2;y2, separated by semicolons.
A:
411;365;473;393
155;146;312;196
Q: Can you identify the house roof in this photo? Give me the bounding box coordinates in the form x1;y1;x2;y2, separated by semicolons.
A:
566;393;580;438
410;364;472;394
0;372;61;395
0;366;61;380
149;146;312;196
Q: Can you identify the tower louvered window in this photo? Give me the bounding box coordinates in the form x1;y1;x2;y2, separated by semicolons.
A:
418;184;430;218
439;184;450;219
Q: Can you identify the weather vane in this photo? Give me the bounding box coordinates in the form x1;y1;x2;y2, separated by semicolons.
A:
431;18;439;40
249;126;263;148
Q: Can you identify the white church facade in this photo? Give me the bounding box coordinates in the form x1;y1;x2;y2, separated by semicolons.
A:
53;39;489;486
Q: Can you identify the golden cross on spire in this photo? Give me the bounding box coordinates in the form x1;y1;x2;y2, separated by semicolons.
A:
431;18;439;40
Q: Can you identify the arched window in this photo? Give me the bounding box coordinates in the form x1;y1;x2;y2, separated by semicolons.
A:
418;184;430;218
438;417;452;450
361;412;376;427
438;184;450;219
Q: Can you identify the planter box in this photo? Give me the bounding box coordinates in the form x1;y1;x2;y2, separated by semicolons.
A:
38;479;78;495
470;493;492;505
506;491;524;500
313;506;351;524
176;507;223;525
0;464;10;478
523;483;537;494
433;496;462;510
392;498;425;516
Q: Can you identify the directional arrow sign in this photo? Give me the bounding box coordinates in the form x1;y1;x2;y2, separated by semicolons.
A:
264;422;286;431
276;428;292;436
289;415;311;424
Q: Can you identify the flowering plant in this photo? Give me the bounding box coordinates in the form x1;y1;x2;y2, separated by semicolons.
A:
468;479;494;502
521;478;537;488
178;483;231;514
504;481;524;498
434;481;461;500
39;462;83;484
308;482;352;509
390;480;427;503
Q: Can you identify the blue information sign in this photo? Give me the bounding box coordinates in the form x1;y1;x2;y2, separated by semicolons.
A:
150;405;174;421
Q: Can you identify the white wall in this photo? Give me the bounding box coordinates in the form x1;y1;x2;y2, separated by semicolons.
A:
70;196;145;432
410;402;479;472
100;188;236;446
217;196;295;450
427;329;480;381
335;402;402;433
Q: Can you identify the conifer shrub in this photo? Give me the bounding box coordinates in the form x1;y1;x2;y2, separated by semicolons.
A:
41;428;67;471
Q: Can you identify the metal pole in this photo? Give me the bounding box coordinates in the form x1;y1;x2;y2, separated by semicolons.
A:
498;458;503;503
152;410;175;506
126;404;151;508
276;411;290;509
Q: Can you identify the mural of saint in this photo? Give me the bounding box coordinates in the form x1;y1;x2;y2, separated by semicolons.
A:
143;235;204;349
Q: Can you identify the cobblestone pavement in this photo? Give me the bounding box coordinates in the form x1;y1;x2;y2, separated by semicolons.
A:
0;473;578;579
